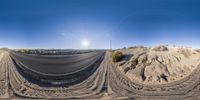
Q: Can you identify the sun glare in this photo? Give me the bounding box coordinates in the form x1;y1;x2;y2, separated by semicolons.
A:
81;40;89;47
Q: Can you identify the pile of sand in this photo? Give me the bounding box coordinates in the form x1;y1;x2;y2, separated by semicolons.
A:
117;46;200;84
151;45;168;51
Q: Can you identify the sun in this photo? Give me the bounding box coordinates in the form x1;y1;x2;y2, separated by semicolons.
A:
81;40;90;47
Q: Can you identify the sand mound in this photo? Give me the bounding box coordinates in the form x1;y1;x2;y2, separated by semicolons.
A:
151;45;168;51
118;47;200;84
176;48;194;58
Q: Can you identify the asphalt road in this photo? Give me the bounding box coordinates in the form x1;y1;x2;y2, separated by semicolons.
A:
10;51;105;76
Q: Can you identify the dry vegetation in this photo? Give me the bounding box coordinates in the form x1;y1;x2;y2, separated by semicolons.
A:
17;49;30;53
196;49;200;53
111;51;124;62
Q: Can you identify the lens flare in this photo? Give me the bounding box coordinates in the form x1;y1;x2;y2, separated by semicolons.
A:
81;40;89;47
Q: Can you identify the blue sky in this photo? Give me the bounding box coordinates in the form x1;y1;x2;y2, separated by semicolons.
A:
0;0;200;49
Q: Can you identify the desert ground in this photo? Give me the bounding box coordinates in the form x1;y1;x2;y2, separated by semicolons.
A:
0;46;200;99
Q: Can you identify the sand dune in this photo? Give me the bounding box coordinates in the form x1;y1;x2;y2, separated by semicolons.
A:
117;45;200;84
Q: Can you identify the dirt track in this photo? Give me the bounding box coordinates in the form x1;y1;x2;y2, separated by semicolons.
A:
0;50;200;99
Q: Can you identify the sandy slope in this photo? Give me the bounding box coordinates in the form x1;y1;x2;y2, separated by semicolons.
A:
0;50;9;98
0;51;4;60
117;46;200;84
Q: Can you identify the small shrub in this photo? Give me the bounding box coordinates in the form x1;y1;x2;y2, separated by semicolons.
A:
196;49;200;53
111;51;124;62
18;49;30;53
128;46;137;49
138;45;144;48
122;47;126;49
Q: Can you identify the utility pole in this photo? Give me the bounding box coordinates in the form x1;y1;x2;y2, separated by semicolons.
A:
110;40;112;50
